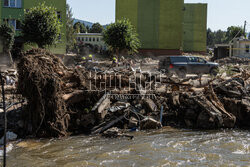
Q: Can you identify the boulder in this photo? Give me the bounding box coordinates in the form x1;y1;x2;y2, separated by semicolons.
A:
143;99;158;113
0;131;17;144
140;117;162;130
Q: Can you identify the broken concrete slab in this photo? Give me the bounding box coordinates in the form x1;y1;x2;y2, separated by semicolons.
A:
92;94;111;121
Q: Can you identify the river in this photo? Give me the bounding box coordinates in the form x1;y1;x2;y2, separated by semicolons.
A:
1;128;250;167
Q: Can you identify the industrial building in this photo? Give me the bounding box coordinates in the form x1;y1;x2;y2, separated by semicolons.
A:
0;0;66;55
116;0;207;56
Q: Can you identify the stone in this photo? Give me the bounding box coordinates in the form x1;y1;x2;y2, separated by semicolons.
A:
196;111;216;129
140;117;162;130
0;131;17;144
17;120;24;128
143;99;158;113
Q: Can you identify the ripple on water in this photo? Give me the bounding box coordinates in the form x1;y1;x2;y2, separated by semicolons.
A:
3;129;250;167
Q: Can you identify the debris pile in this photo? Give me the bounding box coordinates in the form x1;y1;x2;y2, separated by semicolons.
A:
0;49;249;139
215;57;250;65
17;49;102;137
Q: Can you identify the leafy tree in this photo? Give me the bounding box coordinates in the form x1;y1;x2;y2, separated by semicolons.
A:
66;4;76;52
103;18;140;57
22;3;62;48
207;28;214;47
225;26;245;42
73;22;86;33
0;23;15;53
90;23;104;33
214;30;226;44
86;25;90;33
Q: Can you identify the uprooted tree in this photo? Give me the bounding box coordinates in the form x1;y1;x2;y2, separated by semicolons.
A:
22;3;62;48
103;18;140;58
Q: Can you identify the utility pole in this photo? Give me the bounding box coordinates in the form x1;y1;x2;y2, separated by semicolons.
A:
0;72;7;167
243;21;247;38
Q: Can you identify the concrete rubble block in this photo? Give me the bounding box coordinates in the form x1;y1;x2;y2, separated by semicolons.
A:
128;117;138;129
140;117;162;130
97;98;110;120
92;94;111;122
143;99;158;113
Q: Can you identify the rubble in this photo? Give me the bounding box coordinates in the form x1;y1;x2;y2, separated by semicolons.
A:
0;48;249;140
215;57;250;65
0;131;17;145
140;117;162;130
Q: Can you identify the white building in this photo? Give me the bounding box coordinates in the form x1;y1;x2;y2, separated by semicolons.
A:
231;37;250;58
215;36;250;59
76;33;107;51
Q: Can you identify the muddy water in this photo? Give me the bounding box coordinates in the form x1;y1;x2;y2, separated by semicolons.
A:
2;128;250;167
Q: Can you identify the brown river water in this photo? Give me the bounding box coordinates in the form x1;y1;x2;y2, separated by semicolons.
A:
1;128;250;167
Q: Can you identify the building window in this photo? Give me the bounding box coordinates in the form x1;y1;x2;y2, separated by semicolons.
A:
57;11;61;22
3;19;21;30
4;0;9;6
82;37;84;41
89;37;91;42
16;20;21;30
85;37;88;42
93;37;95;42
97;37;99;42
58;34;61;41
246;45;249;53
77;37;81;41
4;0;22;8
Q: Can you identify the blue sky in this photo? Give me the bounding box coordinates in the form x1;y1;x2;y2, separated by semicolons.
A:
67;0;250;31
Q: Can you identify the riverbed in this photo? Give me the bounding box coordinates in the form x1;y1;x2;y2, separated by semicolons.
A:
1;128;250;167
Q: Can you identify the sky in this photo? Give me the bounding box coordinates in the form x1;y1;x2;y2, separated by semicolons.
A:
67;0;250;31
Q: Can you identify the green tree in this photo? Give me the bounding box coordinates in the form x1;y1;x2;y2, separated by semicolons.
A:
22;3;62;48
214;30;226;44
66;4;76;52
225;26;245;42
0;23;15;53
207;28;214;47
103;18;140;57
73;22;86;33
90;23;104;33
86;25;90;33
